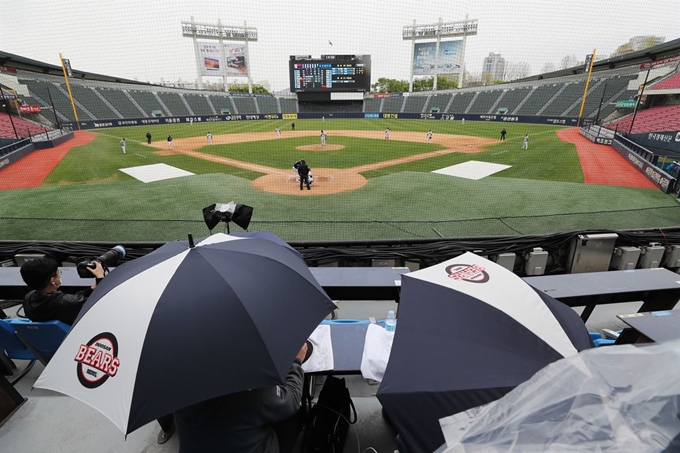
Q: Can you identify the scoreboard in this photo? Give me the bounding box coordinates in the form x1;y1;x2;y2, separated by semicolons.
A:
289;55;371;92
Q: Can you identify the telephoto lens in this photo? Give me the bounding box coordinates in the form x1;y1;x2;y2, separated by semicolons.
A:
97;245;126;268
76;245;126;278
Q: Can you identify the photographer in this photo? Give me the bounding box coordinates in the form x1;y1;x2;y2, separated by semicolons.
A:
20;257;105;325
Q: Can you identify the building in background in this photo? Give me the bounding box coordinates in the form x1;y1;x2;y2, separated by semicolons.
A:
629;36;665;51
483;52;506;81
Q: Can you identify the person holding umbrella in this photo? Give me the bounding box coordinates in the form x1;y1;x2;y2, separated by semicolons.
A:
377;252;591;452
174;342;309;453
34;233;335;440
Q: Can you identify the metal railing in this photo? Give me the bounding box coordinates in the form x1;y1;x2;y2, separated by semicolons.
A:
29;127;73;143
0;138;31;157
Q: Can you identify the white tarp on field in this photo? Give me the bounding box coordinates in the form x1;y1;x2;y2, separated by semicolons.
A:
432;161;510;180
119;163;194;183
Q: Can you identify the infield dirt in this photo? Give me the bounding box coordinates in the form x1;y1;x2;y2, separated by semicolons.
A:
149;130;497;196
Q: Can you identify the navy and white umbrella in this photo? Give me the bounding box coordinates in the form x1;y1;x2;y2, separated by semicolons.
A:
35;233;335;435
377;252;591;453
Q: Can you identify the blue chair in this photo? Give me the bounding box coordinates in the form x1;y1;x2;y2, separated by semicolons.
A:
0;319;39;385
593;338;616;347
321;319;370;325
0;319;34;361
588;332;602;342
588;331;616;347
4;319;70;366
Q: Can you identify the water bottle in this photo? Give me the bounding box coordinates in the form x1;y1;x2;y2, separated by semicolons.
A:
385;310;397;333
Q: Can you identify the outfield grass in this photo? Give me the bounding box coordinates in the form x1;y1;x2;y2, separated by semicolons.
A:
73;119;573;182
43;134;264;185
2;119;679;242
361;132;584;183
198;136;445;171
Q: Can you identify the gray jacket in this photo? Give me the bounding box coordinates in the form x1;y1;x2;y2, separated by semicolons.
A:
174;360;304;453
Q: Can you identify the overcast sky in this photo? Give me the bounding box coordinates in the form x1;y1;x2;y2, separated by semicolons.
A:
3;1;679;91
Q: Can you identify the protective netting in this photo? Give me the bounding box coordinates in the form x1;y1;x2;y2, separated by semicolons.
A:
1;206;680;242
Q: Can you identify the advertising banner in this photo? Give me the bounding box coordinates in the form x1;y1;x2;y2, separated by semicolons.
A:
62;58;73;77
616;100;636;109
18;105;42;113
225;44;247;77
198;42;223;76
612;138;676;193
640;55;680;70
69;112;580;130
628;131;680;154
198;42;248;77
413;41;462;75
583;54;593;72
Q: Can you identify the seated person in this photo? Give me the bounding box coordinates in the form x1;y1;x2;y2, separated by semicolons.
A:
174;343;308;453
20;257;175;443
20;257;105;325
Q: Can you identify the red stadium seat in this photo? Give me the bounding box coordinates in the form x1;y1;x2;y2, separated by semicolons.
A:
605;105;680;134
0;112;51;139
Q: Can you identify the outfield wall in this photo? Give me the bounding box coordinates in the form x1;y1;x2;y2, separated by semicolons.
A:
64;113;579;130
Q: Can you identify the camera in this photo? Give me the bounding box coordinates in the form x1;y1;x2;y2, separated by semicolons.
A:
76;245;126;278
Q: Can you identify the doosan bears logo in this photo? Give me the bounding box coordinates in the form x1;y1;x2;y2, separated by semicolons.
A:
445;263;490;283
74;332;120;389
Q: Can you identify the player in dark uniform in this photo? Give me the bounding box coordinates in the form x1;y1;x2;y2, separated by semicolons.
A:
297;160;311;191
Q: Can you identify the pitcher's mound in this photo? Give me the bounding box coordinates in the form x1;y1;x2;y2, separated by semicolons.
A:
296;144;344;151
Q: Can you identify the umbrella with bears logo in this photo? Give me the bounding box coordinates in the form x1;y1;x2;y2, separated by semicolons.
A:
376;252;591;453
34;232;335;435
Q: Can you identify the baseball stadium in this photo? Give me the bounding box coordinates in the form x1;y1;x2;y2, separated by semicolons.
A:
2;2;680;452
3;50;680;245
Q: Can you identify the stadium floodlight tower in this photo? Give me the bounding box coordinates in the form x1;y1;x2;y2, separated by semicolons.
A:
182;16;257;93
403;15;478;92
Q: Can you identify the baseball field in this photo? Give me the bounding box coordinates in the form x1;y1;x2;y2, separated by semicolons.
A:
1;118;679;242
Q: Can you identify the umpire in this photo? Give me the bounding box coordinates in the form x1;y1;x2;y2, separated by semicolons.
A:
297;160;311;191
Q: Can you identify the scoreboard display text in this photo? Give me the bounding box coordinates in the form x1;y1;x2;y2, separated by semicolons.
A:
289;55;371;92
